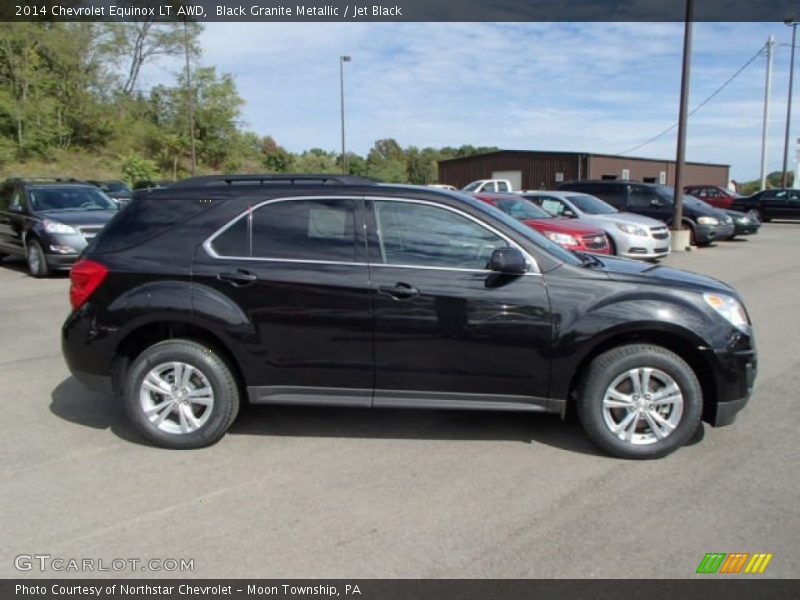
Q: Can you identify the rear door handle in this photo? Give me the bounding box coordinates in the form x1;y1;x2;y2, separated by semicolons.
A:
217;269;257;286
379;282;420;299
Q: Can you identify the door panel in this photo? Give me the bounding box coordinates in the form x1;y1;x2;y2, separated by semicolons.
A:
193;197;373;397
366;199;552;403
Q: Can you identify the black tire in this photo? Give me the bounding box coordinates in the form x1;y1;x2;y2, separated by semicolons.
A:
748;206;769;223
124;339;240;449
26;239;50;278
576;344;702;459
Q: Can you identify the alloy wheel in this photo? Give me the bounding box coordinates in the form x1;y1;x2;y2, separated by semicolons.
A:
601;367;684;446
139;361;215;435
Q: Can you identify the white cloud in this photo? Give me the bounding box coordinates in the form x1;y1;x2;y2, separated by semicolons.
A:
140;21;797;180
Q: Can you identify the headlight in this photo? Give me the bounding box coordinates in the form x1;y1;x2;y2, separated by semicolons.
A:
703;293;749;331
43;219;77;234
544;232;578;246
697;216;719;226
736;217;750;224
616;223;648;237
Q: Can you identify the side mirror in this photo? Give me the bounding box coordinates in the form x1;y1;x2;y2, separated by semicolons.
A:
489;247;527;275
563;209;576;218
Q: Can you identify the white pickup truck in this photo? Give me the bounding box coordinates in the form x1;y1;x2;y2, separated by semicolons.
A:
462;179;514;193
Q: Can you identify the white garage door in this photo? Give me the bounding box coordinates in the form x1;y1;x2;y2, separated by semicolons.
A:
491;171;522;192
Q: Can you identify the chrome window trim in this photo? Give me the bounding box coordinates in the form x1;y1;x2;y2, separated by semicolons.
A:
202;194;540;275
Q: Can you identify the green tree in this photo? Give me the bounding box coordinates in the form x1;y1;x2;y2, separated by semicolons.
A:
367;138;406;182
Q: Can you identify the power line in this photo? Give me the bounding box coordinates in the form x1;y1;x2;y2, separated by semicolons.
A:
618;44;767;156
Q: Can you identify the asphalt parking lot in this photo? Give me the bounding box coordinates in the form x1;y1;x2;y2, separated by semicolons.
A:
1;223;799;580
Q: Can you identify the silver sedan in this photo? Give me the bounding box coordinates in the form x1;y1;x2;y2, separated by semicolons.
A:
519;191;671;260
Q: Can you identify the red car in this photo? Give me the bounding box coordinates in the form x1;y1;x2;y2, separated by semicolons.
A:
683;185;739;210
472;193;611;254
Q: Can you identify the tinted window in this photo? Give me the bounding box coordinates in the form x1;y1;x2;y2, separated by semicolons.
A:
497;181;510;192
250;199;356;261
0;186;13;210
628;186;660;208
374;201;507;269
211;215;249;257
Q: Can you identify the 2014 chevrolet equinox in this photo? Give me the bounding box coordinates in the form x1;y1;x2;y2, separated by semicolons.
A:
61;175;757;459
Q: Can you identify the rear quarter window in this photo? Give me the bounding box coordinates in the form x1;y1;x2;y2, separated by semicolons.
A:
88;196;220;254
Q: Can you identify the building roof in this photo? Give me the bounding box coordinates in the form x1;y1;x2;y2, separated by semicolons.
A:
438;149;729;169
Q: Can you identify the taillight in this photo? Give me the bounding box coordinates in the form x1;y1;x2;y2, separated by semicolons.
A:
70;259;108;310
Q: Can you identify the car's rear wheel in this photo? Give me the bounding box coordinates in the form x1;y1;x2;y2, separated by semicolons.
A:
576;344;702;459
26;239;50;278
124;339;240;449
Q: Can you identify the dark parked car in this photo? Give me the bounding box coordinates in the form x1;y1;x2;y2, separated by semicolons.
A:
731;188;800;222
558;181;734;245
89;180;133;208
723;209;760;237
132;179;174;202
62;175;756;459
0;178;118;277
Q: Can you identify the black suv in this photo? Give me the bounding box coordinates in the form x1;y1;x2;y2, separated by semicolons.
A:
0;178;119;276
557;181;734;245
61;175;757;458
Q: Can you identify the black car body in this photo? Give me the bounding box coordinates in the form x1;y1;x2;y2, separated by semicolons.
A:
0;178;118;276
61;175;756;458
731;188;800;222
724;209;760;237
557;181;734;245
89;180;133;208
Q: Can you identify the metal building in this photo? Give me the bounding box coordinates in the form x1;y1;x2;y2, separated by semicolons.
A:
437;150;730;191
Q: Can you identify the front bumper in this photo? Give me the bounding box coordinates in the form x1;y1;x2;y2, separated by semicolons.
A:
732;221;760;236
45;252;81;270
616;235;671;260
701;339;757;427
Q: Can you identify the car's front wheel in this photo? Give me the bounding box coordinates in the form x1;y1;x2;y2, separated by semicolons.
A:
124;339;240;449
576;344;702;459
26;239;50;278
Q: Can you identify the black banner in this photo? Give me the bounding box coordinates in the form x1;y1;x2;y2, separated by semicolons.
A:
2;580;800;600
2;0;800;22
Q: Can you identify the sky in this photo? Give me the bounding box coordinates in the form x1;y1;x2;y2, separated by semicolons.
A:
139;22;798;181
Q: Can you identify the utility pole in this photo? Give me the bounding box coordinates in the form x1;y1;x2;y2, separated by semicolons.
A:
340;56;351;174
760;35;774;191
184;19;197;177
781;20;797;188
671;0;693;250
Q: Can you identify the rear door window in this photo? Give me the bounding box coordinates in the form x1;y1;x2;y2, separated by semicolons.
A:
211;198;358;262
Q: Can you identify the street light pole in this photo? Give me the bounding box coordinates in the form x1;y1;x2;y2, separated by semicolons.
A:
340;55;351;174
671;0;693;250
781;19;797;188
760;35;775;191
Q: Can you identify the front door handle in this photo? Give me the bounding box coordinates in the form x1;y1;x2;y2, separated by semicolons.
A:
379;282;420;299
218;269;257;286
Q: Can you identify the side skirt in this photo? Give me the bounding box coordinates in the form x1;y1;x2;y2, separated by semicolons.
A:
247;385;564;414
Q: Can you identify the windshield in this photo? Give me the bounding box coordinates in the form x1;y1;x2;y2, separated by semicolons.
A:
29;186;117;212
104;182;131;194
462;181;481;192
566;194;617;215
494;197;550;220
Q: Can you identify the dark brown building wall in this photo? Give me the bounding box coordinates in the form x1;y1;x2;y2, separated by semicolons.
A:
438;151;729;190
437;151;588;190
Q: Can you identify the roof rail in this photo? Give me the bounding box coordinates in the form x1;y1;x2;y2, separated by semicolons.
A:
169;173;378;189
4;176;86;184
